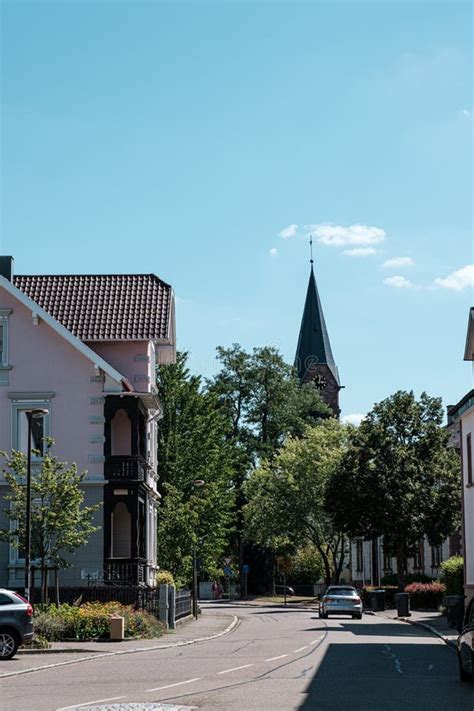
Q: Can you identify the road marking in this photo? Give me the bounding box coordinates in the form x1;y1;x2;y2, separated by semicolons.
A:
293;646;308;653
265;654;288;661
310;638;324;644
57;697;125;710
146;677;202;692
428;664;434;670
217;664;254;675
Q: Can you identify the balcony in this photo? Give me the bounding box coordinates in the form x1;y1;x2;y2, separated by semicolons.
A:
104;558;146;586
104;455;150;482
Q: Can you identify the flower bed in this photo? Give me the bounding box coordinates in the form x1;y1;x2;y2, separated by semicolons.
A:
34;601;164;641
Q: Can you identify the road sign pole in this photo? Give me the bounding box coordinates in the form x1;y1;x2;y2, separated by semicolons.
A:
284;572;287;607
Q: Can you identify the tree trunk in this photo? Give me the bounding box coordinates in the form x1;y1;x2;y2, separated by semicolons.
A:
396;541;406;591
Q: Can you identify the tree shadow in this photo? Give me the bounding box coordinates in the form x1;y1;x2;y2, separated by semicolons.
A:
298;641;471;710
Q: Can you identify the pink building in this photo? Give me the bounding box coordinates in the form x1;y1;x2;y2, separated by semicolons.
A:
0;256;176;588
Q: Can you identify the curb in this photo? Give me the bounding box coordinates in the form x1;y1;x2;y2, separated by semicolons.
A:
0;614;240;679
370;611;457;651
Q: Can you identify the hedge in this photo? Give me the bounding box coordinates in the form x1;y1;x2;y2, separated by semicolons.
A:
404;582;446;609
439;556;464;596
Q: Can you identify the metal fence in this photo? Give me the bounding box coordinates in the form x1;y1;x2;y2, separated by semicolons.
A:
175;589;192;620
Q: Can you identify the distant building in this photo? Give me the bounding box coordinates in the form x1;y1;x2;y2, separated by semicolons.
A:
0;256;176;589
447;307;474;605
294;259;342;416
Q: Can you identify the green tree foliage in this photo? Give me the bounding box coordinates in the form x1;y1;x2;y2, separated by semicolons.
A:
210;344;331;463
156;352;236;587
326;391;460;589
244;419;349;586
439;555;464;596
290;544;324;584
0;443;101;601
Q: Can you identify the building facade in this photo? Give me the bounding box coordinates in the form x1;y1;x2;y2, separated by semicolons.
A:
448;307;474;605
0;257;176;589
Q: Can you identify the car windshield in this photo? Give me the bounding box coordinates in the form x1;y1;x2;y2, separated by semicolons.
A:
326;588;357;596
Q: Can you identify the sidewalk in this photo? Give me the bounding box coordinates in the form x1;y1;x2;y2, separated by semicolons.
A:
18;609;237;655
376;608;458;648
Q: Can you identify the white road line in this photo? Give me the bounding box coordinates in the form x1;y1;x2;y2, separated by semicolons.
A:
146;677;202;693
57;697;125;710
265;654;288;661
293;646;308;653
217;664;254;675
310;638;323;644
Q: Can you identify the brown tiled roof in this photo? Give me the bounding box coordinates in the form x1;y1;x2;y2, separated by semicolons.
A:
14;274;173;341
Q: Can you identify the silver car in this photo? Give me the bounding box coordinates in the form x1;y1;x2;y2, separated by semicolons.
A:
0;589;34;659
319;585;363;620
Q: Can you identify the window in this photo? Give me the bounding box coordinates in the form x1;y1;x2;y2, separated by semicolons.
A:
0;309;11;381
467;433;472;486
356;540;363;571
10;398;51;459
0;323;4;364
383;549;392;572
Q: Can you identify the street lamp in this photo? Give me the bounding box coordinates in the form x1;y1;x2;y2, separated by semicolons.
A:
191;479;205;619
24;408;49;602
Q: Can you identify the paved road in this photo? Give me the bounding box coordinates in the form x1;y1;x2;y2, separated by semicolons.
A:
1;605;472;710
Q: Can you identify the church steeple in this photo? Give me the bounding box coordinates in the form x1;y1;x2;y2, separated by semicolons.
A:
295;257;341;416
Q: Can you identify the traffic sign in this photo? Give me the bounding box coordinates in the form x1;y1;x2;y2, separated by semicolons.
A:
242;564;250;574
223;565;233;576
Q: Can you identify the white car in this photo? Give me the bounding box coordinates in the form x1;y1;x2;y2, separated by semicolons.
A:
319;585;363;620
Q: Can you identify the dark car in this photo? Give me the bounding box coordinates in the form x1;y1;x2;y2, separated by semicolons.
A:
275;585;295;596
0;589;34;660
457;598;473;682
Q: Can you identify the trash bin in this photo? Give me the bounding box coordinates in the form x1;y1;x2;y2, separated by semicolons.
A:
443;595;464;631
370;589;386;612
109;614;124;641
394;592;410;617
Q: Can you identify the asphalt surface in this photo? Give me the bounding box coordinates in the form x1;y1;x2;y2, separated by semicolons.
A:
1;604;472;711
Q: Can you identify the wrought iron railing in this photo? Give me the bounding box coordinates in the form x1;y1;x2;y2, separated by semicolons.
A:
104;455;150;481
104;558;146;586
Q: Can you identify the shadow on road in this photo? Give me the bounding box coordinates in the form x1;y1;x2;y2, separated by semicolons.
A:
305;621;428;637
298;642;472;710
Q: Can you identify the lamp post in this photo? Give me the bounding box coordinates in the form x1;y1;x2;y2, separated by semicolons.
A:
24;408;49;602
191;479;205;619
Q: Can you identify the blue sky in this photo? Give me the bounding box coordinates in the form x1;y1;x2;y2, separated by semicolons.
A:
1;1;472;421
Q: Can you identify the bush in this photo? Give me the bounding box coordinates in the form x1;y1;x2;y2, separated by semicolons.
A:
404;582;446;609
156;570;175;587
439;556;464;596
33;601;164;641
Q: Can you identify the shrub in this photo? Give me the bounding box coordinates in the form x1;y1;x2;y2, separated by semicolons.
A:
156;570;175;587
33;601;164;641
439;556;464;596
404;582;446;609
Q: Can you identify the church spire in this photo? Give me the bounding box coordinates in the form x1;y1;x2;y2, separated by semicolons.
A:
295;246;341;415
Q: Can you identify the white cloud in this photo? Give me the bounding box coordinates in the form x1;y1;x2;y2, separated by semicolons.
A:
383;256;415;269
459;108;472;120
343;247;377;257
434;264;474;291
306;223;386;247
342;413;365;426
269;248;278;257
384;275;413;289
279;224;298;239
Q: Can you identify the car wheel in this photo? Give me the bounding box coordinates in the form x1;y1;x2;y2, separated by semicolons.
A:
0;631;19;660
354;613;362;620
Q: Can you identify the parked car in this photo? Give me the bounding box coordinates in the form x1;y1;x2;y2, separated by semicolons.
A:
319;585;362;619
457;598;473;682
275;585;295;596
0;589;34;660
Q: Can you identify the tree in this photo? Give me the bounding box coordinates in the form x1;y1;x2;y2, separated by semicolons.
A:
209;344;332;584
0;443;101;602
156;352;236;587
326;391;461;589
290;544;324;585
243;419;349;586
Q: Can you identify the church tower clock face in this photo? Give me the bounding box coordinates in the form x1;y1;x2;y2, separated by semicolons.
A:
313;374;327;390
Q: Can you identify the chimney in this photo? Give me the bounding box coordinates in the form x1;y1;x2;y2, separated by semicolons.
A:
0;256;14;281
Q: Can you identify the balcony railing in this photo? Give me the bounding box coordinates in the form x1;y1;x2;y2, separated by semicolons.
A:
104;455;150;481
104;558;146;586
